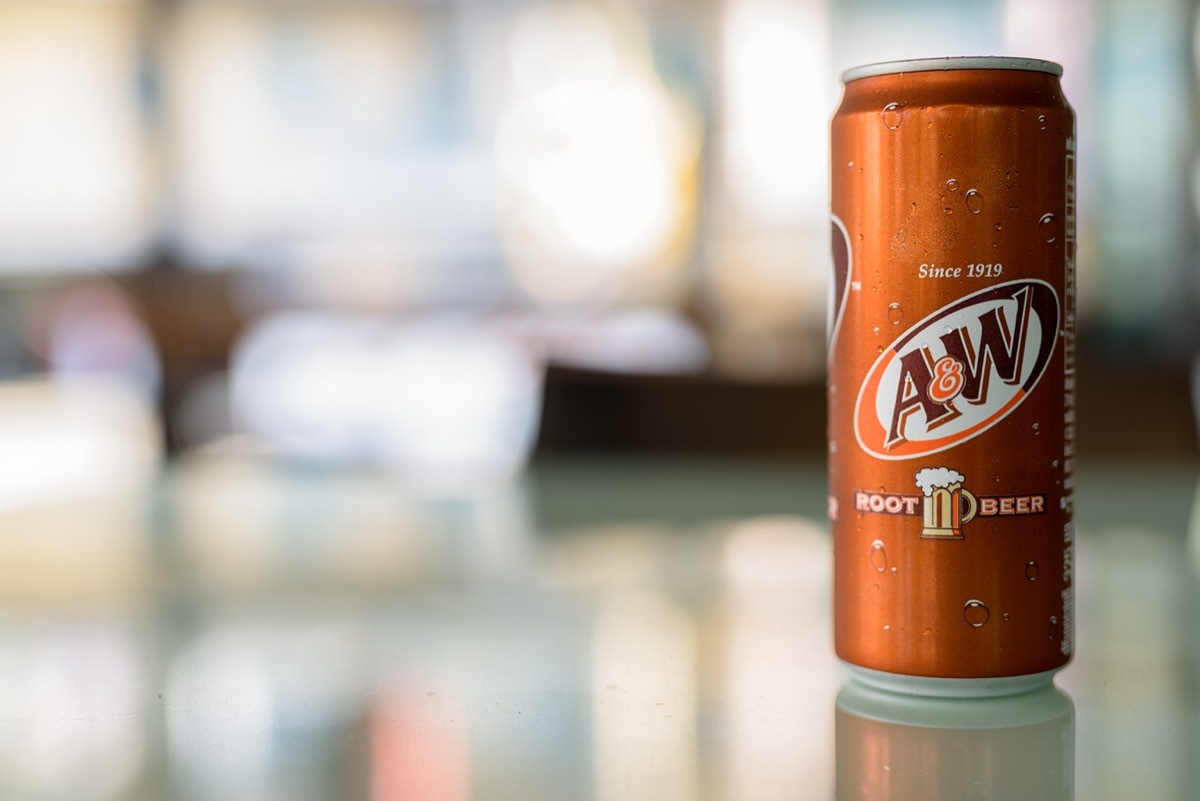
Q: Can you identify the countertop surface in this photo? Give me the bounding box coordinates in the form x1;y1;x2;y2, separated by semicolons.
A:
1;454;1196;800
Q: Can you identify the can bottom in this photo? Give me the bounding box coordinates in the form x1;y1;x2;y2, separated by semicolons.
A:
836;679;1074;729
845;663;1061;699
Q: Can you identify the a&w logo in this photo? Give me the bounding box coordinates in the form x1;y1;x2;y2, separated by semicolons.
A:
854;280;1059;460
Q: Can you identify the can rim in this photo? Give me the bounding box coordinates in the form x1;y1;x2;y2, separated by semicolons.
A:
841;56;1063;83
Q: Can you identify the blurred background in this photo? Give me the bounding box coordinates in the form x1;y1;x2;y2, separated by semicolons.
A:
1;0;1195;477
2;1;1200;799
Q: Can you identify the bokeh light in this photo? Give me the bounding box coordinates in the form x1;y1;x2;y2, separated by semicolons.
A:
495;2;701;307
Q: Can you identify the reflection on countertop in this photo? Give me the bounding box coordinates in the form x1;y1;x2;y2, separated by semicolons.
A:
836;681;1074;801
0;454;1194;800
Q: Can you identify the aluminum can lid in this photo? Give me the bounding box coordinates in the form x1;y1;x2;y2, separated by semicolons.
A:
842;56;1063;84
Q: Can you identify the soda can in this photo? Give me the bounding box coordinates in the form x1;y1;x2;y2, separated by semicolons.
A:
828;57;1076;695
835;680;1074;800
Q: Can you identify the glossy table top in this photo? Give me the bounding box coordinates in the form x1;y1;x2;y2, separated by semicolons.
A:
1;454;1196;800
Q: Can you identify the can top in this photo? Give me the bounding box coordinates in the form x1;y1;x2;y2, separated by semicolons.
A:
841;56;1063;84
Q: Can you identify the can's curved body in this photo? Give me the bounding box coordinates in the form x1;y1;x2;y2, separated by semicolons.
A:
829;57;1075;694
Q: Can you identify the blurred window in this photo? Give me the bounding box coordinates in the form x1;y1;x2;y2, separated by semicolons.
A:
165;1;504;306
0;1;152;272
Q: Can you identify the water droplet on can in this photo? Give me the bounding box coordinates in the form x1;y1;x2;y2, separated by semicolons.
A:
943;206;953;215
994;222;1003;231
883;625;891;633
965;189;984;214
872;326;880;336
1038;114;1047;130
946;178;959;192
886;303;904;324
869;540;888;573
890;566;898;576
882;102;904;130
963;600;990;627
1002;612;1011;622
967;778;990;801
1025;561;1040;581
1032;422;1041;435
1039;213;1059;243
1048;616;1060;640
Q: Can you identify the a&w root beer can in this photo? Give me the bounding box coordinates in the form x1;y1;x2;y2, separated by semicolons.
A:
829;57;1075;695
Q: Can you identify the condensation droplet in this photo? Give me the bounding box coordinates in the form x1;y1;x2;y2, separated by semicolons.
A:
946;178;959;192
883;625;891;633
943;206;953;215
890;567;898;576
887;303;904;324
829;441;838;454
1038;114;1047;130
965;189;984;214
991;473;1001;483
870;540;888;573
994;222;1003;231
1048;616;1060;640
1039;213;1059;243
1025;561;1040;581
876;345;884;354
967;778;991;801
1032;422;1041;435
963;599;990;627
922;628;932;636
882;102;904;130
1052;459;1060;468
1002;612;1011;622
873;326;881;337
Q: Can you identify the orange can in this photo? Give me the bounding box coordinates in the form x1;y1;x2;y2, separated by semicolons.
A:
829;57;1075;695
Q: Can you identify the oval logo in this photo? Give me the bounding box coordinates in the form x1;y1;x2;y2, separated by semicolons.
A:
854;280;1060;460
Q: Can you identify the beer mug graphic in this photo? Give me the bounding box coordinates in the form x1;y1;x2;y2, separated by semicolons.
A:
915;467;977;539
